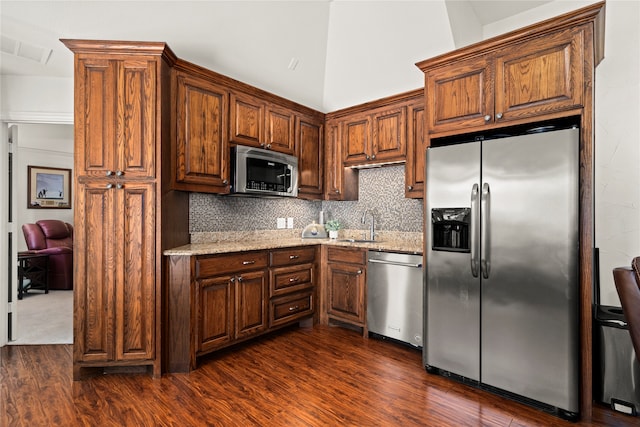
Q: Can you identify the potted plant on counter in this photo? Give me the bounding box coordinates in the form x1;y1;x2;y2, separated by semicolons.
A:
325;220;342;239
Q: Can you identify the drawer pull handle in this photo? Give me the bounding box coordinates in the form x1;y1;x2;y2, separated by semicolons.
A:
242;260;256;265
289;277;300;283
289;255;299;260
288;305;299;312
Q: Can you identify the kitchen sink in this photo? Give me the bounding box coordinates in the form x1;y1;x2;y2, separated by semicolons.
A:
337;239;382;243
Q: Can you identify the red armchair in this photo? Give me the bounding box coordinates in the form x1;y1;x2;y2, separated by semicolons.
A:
22;220;74;290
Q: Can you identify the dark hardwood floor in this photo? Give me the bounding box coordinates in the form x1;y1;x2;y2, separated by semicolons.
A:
1;325;636;426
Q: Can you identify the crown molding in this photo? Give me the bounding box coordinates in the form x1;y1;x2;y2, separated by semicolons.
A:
0;111;73;125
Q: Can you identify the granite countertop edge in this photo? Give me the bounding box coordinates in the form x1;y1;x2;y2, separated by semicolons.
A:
164;233;423;256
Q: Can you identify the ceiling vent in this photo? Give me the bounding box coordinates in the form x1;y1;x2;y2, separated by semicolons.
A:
1;35;52;65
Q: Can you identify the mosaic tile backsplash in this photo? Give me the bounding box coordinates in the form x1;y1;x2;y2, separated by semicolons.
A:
189;165;423;233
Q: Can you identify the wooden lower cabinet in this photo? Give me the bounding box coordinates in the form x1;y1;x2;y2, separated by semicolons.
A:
324;246;367;336
75;180;158;377
165;246;318;372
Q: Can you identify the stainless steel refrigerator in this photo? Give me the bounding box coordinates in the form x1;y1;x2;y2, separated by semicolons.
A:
424;124;580;419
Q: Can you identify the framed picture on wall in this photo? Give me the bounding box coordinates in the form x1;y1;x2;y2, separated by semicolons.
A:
27;166;72;209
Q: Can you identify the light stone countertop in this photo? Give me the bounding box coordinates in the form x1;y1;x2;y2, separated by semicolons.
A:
164;229;423;256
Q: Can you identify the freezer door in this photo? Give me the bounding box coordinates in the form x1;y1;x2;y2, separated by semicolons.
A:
425;141;481;381
480;128;580;413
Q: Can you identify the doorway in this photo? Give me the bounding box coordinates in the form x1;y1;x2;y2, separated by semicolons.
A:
5;123;74;345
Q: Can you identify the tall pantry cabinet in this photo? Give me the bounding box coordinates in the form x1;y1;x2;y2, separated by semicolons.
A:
62;40;189;379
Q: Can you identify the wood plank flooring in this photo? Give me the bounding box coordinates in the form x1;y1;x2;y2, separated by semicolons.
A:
1;325;636;426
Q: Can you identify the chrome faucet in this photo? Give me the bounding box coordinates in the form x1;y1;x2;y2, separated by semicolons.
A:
361;210;375;241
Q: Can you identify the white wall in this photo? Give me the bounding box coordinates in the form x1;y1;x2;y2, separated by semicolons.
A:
0;76;73;123
483;0;640;306
445;0;484;48
14;123;74;252
322;0;455;111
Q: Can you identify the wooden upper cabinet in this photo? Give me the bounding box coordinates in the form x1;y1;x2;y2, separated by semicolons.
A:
342;106;406;167
324;119;358;201
495;27;584;121
75;55;156;178
266;105;296;155
296;114;324;199
342;113;371;165
174;71;230;193
405;97;426;198
424;26;585;135
371;106;407;163
230;92;264;147
230;91;296;155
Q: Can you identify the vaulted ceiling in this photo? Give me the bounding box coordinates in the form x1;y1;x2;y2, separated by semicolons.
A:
0;1;552;112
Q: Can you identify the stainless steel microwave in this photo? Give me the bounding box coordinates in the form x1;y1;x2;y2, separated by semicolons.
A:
230;145;298;197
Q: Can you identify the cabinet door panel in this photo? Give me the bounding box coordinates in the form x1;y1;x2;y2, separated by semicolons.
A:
75;58;117;176
372;106;406;162
235;270;267;339
175;73;229;190
327;263;365;324
343;115;371;165
296;116;323;199
230;93;264;147
115;182;156;360
198;276;234;352
266;106;295;154
495;28;584;120
75;183;115;362
118;59;156;178
426;58;493;132
405;101;426;198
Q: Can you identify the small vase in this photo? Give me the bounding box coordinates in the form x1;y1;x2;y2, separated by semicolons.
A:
329;230;338;239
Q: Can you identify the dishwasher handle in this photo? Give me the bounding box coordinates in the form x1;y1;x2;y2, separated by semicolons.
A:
368;258;422;268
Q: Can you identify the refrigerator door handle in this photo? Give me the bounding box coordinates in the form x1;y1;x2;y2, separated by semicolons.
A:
470;183;480;277
481;182;491;279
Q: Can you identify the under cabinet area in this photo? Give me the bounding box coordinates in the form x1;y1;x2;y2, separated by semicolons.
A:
164;245;319;372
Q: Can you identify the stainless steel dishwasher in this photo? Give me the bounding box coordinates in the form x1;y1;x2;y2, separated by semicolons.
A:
367;251;423;348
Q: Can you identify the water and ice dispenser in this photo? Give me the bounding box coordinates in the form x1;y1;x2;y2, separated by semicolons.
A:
431;208;471;252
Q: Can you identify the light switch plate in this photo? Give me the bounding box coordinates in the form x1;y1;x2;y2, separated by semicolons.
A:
277;218;286;229
287;217;294;229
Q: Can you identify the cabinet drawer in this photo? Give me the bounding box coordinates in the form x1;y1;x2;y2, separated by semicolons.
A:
196;251;268;278
327;247;366;265
270;264;313;296
270;246;316;267
269;291;314;328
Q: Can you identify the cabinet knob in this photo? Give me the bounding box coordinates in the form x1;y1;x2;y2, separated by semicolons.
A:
357;270;362;275
260;143;265;147
335;190;340;194
230;277;235;283
106;183;113;189
116;170;124;176
371;154;376;160
237;276;243;282
408;185;413;191
496;112;503;120
223;179;228;185
267;144;272;149
106;171;114;176
366;155;370;160
116;183;124;189
484;115;492;122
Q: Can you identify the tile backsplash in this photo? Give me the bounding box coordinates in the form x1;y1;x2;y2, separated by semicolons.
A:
189;165;423;233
